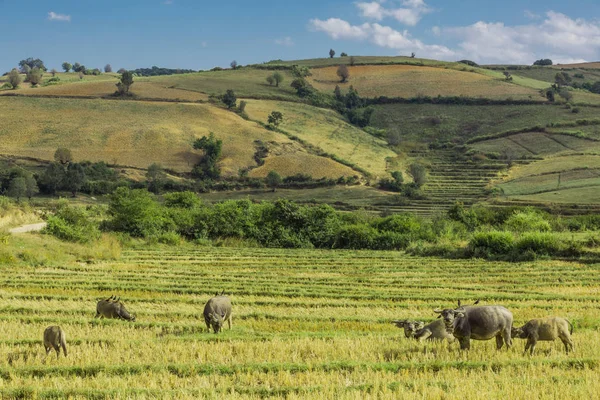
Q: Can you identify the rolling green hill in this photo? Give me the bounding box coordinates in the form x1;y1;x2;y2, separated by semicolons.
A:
3;55;600;213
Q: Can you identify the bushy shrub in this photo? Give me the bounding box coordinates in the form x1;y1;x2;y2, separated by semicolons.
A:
513;232;562;257
467;230;514;258
504;211;551;232
104;188;171;237
163;191;201;209
43;202;100;243
334;224;378;249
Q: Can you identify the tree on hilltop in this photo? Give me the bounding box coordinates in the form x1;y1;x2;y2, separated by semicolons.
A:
27;67;44;86
230;60;238;70
222;89;237;109
273;72;284;87
62;62;72;72
533;59;553;66
7;69;22;89
104;64;113;73
19;58;46;72
337;64;349;83
329;49;335;58
116;71;134;95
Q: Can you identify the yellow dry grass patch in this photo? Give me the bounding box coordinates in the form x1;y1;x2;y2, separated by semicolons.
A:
0;97;291;175
308;65;540;99
5;81;208;102
243;99;395;178
248;153;357;179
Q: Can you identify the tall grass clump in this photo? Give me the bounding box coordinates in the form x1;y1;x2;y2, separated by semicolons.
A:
467;230;514;259
504;210;551;232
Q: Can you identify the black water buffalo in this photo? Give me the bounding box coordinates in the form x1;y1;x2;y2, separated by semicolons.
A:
204;291;232;334
95;295;136;321
434;302;513;350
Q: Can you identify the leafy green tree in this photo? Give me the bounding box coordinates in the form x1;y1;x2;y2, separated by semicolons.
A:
62;62;72;72
273;72;284;87
146;163;167;194
340;52;348;57
329;49;335;58
334;85;343;101
19;58;46;71
104;64;112;73
408;163;427;187
546;89;555;102
222;89;237;109
337;64;349;83
344;86;362;109
27;67;44;86
193;133;223;179
107;187;166;237
533;59;553;66
267;111;283;128
72;62;84;72
7;69;22;89
25;175;39;200
65;163;86;196
266;75;275;86
116;71;134;95
21;64;31;76
54;148;73;165
7;177;27;201
266;170;282;192
555;72;572;87
39;163;65;195
230;60;238;70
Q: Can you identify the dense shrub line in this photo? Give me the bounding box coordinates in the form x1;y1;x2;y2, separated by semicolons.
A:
41;191;599;261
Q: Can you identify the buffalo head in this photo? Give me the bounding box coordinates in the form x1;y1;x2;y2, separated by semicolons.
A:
392;320;425;338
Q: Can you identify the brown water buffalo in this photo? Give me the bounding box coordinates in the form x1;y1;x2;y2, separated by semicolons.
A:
95;295;136;321
511;316;574;355
204;292;232;334
393;319;455;342
43;326;67;358
434;303;513;350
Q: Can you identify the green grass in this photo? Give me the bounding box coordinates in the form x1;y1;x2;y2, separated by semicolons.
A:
147;68;298;100
371;104;600;148
1;244;600;398
259;55;461;68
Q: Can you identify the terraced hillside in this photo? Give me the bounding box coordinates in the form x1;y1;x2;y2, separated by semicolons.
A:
1;244;599;398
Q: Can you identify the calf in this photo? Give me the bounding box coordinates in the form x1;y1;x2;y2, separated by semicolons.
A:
43;326;67;358
393;319;455;342
511;316;574;355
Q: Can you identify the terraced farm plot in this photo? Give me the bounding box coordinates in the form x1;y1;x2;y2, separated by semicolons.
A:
307;65;542;100
243;99;395;178
372;104;599;147
1;244;600;399
499;169;600;196
505;155;600;181
4;80;208;102
0;97;295;175
472;132;600;157
148;69;298;100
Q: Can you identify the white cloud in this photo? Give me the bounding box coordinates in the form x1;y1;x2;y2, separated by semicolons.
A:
47;12;71;22
275;36;295;46
309;18;455;59
445;11;600;64
356;0;432;26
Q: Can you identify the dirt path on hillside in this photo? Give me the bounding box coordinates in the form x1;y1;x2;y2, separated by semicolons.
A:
8;222;47;234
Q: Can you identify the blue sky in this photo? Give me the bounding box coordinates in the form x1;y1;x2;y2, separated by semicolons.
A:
1;0;600;73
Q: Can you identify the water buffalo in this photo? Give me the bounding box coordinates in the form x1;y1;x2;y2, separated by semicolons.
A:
204;291;232;334
95;295;136;321
43;326;67;358
392;319;455;342
512;316;574;355
434;303;513;350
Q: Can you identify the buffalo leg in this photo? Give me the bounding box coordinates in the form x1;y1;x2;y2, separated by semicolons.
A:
495;334;504;350
459;337;470;350
227;314;232;330
527;337;537;355
501;328;512;349
416;330;432;342
560;336;574;354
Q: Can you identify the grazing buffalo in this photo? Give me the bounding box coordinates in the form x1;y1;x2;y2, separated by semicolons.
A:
95;295;136;321
512;316;574;355
434;302;513;350
43;326;67;358
392;319;455;342
204;291;232;334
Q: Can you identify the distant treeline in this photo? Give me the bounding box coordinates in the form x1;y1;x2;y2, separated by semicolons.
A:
130;66;197;77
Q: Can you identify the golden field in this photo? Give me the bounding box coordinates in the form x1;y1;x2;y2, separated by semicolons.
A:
243;99;395;178
0;97;293;175
248;153;357;179
0;243;598;399
308;65;542;100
